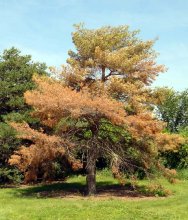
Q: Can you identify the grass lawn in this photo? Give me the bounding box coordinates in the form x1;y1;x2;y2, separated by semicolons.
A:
0;170;188;220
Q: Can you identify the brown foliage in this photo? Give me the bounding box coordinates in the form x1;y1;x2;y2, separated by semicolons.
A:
24;75;127;127
9;74;184;184
68;25;166;86
9;122;82;182
156;133;184;152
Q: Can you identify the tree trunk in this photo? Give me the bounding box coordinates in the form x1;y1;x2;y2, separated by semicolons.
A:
101;66;105;82
86;147;97;196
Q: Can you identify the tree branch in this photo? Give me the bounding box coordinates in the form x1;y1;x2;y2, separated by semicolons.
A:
105;71;122;80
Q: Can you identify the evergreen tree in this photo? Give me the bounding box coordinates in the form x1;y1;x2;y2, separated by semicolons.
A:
0;47;47;183
9;26;184;195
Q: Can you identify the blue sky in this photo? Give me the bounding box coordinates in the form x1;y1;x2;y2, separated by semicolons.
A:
0;0;187;90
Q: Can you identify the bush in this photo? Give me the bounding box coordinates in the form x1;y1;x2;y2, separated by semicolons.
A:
160;145;188;169
0;168;23;184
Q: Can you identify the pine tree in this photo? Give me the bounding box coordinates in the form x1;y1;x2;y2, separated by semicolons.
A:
0;47;47;183
10;26;184;194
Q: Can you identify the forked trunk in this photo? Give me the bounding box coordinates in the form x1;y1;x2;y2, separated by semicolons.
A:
86;147;97;196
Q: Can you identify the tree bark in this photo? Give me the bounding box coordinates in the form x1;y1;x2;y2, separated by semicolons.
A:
101;66;106;82
86;147;97;196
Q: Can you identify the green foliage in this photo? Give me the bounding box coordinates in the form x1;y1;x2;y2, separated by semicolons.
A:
55;117;133;172
49;157;75;181
0;167;22;184
178;127;188;168
55;117;131;145
155;87;188;132
154;88;188;169
0;47;47;116
0;122;20;166
0;47;47;183
98;119;131;143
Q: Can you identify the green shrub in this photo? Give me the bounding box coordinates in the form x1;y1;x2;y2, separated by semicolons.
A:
0;168;23;184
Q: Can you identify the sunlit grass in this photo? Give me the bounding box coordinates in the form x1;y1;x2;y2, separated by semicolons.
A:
0;170;188;220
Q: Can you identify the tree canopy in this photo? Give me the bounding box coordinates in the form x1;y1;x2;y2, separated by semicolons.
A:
9;25;184;195
154;87;188;132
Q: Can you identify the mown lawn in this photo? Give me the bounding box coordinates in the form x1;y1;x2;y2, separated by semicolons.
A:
0;171;188;220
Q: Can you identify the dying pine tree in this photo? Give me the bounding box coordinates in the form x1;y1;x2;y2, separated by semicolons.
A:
9;25;184;195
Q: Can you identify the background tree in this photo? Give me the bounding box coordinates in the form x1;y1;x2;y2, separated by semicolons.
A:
10;25;183;195
154;87;188;133
0;47;47;183
154;87;188;168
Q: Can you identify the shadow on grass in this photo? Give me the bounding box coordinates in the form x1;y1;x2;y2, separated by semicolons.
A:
16;182;86;198
9;180;151;199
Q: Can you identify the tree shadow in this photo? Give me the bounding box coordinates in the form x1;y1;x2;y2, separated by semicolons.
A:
96;182;145;198
16;182;86;198
10;180;150;199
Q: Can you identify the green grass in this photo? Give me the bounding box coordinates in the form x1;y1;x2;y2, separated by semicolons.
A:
0;170;188;220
